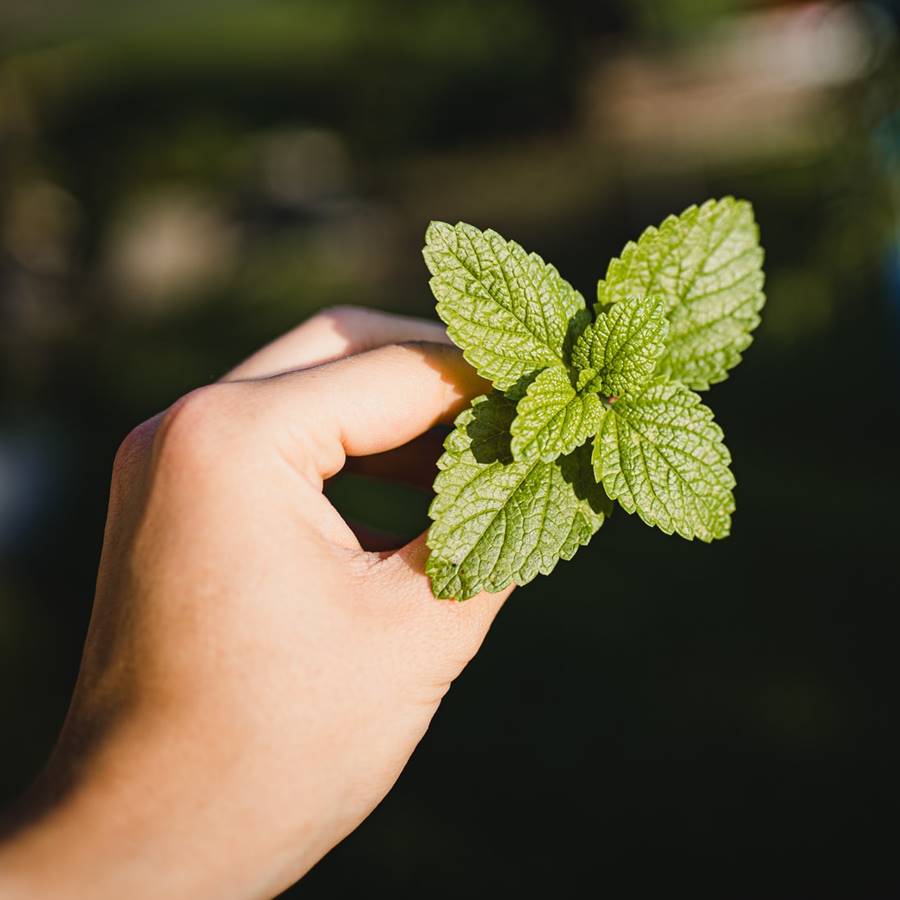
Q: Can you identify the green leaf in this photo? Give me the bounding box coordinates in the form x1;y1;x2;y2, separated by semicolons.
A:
571;295;668;396
427;392;611;600
424;221;586;390
593;380;735;541
597;197;765;390
510;366;605;463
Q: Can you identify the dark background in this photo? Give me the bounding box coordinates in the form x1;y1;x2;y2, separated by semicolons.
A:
2;0;899;895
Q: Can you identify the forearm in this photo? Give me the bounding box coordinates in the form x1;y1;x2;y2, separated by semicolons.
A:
0;718;329;900
0;779;192;900
0;737;224;899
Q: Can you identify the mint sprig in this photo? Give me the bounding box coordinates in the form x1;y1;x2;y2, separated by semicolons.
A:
424;197;765;600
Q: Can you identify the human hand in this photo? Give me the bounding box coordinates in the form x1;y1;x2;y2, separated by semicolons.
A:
0;307;513;899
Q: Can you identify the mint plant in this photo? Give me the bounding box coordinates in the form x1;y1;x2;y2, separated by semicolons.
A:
422;197;765;600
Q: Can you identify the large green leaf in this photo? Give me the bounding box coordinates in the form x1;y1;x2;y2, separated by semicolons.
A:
593;380;735;541
597;197;765;390
424;221;586;390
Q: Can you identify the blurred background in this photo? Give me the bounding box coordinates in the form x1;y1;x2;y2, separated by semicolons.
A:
2;0;900;894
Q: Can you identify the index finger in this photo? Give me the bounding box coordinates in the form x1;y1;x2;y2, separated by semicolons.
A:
257;341;486;484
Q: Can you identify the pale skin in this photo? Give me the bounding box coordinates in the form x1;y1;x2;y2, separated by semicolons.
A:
0;307;514;899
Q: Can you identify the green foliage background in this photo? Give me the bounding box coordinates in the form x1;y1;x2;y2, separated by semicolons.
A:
2;0;899;894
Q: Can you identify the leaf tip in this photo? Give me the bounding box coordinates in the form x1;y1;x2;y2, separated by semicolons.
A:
424;220;454;247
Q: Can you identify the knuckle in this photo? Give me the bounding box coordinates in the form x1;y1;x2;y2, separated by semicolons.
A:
113;419;155;476
155;384;242;461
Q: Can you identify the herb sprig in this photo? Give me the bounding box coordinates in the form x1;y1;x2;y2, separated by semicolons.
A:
424;198;765;600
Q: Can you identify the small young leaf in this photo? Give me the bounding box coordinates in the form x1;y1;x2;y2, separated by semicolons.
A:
427;393;611;600
510;366;605;463
597;197;765;390
424;221;586;390
571;295;668;396
593;380;735;541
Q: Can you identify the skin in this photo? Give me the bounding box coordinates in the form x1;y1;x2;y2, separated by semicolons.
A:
0;307;514;900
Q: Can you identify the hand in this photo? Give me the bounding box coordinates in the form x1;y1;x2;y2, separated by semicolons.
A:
0;307;513;899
